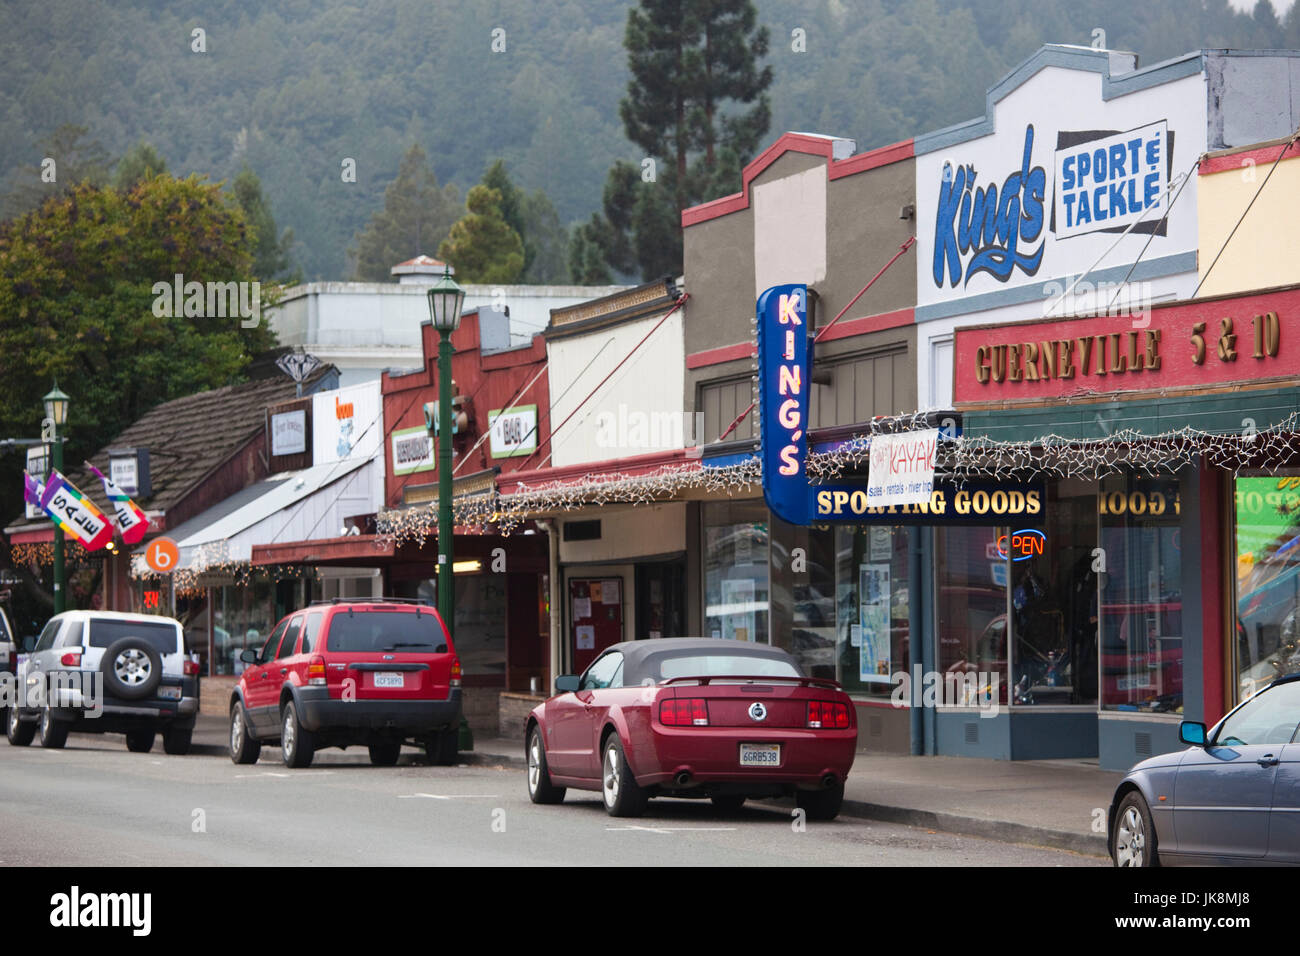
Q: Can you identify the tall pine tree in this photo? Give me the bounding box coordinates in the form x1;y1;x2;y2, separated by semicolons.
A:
574;0;772;281
350;144;461;281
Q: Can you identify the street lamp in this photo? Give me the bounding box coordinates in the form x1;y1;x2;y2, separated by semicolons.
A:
426;266;464;641
43;384;70;614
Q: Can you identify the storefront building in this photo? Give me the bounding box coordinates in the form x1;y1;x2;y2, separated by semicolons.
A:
378;307;552;736
143;378;384;679
682;130;923;752
949;284;1300;769
904;43;1300;767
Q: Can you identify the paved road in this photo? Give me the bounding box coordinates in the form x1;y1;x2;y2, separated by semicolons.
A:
0;735;1102;866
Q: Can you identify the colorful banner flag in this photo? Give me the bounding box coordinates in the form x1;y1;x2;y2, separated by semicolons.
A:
85;461;149;545
23;470;45;510
39;469;114;551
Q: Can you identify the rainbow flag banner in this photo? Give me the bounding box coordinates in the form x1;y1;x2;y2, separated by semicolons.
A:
39;469;114;551
86;461;149;545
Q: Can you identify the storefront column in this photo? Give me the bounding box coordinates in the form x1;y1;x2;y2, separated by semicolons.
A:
1199;460;1228;725
909;525;927;755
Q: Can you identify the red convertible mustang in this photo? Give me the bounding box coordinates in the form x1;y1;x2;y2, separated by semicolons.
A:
525;638;858;819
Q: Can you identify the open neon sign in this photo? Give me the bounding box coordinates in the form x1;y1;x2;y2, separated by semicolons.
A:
996;528;1046;561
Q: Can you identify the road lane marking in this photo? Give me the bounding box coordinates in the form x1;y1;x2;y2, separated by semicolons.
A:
606;826;738;833
233;771;336;778
397;793;501;799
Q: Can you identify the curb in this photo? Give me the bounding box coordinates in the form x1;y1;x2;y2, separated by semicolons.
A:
836;798;1108;857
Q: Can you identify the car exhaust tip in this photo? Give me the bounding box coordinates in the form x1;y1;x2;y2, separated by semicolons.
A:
822;773;838;789
674;771;692;787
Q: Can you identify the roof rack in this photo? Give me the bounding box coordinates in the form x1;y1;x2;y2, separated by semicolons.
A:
308;597;434;607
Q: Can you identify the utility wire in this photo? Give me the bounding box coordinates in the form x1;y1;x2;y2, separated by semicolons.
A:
1192;129;1300;299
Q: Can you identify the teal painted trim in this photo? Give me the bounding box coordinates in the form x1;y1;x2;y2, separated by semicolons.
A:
915;252;1197;323
914;46;1205;156
963;388;1300;444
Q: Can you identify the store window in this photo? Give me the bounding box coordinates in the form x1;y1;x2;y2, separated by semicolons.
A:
416;574;507;680
1234;475;1300;701
1010;481;1097;706
935;525;1009;704
213;577;276;675
770;518;837;679
833;525;910;696
703;501;769;643
1099;479;1183;713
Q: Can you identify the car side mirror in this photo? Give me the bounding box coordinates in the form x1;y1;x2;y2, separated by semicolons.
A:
555;675;579;694
239;649;258;664
1179;720;1208;747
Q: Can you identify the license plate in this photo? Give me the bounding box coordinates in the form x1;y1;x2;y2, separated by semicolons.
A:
739;743;780;767
374;672;404;689
158;686;181;700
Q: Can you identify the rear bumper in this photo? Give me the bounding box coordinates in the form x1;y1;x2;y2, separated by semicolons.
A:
295;686;462;733
634;725;858;789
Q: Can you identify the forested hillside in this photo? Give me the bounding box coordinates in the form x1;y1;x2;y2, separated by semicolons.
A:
1;0;1290;280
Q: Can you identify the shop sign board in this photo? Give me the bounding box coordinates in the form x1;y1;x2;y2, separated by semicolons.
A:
271;409;307;456
866;429;939;508
757;282;1036;525
953;286;1296;403
313;381;382;465
488;404;538;458
915;61;1204;311
390;425;435;475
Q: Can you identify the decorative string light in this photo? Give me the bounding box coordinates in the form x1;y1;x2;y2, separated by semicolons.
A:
375;409;1300;539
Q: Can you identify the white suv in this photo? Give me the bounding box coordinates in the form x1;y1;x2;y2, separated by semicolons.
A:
6;611;199;754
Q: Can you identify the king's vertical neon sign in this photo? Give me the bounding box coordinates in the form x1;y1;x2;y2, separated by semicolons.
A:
757;284;812;524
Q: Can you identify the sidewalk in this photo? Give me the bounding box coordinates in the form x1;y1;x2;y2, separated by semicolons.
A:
184;715;1117;856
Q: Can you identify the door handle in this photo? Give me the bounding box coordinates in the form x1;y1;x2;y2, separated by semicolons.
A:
1258;754;1279;767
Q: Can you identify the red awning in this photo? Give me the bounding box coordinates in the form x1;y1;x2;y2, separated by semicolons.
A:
250;534;396;567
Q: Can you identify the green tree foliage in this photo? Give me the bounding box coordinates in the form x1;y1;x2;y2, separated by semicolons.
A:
112;140;168;192
1;124;112;219
438;185;525;284
579;0;773;281
350;144;460;282
479;160;571;283
231;164;296;281
0;175;279;512
0;0;1283;279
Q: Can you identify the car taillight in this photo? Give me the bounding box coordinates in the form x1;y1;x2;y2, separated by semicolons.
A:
807;700;849;729
307;655;326;686
659;698;708;726
450;657;461;688
183;659;200;676
60;650;81;667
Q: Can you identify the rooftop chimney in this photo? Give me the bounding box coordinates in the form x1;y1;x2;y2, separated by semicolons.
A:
390;255;455;285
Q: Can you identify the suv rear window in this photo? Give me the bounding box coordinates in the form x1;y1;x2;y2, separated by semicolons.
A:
88;619;180;655
325;609;447;653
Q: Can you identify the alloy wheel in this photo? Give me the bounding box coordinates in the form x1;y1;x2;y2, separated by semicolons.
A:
528;736;541;794
603;744;620;808
231;708;243;752
1115;806;1146;866
283;709;295;758
115;649;151;687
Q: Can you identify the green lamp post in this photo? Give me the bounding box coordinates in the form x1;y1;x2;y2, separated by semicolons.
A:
43;385;70;614
426;266;465;640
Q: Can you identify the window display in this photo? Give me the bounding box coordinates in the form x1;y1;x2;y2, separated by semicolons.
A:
1098;480;1182;712
935;524;1008;704
1234;475;1300;701
703;501;770;644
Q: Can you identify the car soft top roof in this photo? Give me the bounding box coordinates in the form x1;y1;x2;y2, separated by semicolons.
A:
596;638;801;685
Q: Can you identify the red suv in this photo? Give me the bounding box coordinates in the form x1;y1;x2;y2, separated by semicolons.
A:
228;599;462;768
